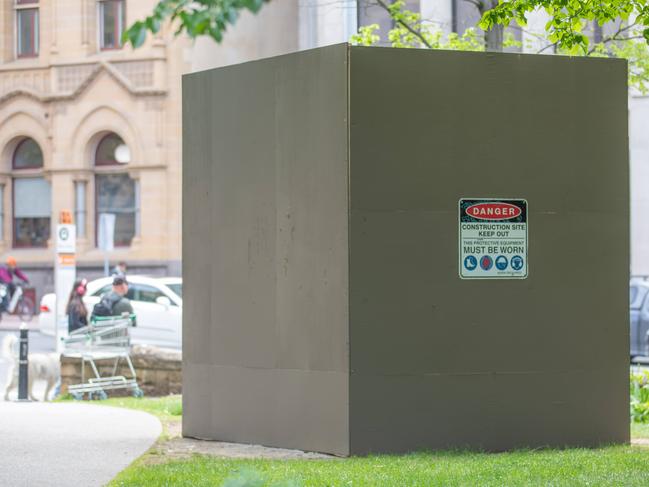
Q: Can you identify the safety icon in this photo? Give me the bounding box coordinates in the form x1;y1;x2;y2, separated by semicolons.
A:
480;255;493;271
464;255;477;271
511;255;524;271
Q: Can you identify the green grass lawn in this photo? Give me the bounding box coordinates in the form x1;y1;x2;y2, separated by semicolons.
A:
87;395;649;487
111;445;649;487
107;395;649;487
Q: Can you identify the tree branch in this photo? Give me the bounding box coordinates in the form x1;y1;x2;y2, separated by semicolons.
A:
537;42;557;54
373;0;433;48
588;20;639;54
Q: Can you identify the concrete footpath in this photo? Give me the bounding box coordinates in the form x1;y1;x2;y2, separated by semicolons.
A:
0;401;161;486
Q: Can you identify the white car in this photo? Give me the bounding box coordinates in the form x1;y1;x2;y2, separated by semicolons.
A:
39;276;182;349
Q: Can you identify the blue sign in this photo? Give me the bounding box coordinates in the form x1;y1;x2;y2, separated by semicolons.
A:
495;255;508;270
464;255;477;271
480;255;493;271
511;255;524;271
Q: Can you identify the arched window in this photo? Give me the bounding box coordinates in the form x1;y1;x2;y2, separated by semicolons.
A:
94;133;137;247
95;133;124;166
12;138;50;248
13;137;43;169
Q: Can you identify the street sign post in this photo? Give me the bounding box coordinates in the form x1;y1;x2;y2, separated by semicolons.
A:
54;212;76;353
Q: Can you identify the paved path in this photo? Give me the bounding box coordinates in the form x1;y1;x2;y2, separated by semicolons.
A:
0;402;161;486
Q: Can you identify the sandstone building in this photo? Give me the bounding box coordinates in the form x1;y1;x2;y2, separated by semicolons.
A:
0;0;359;299
0;0;187;296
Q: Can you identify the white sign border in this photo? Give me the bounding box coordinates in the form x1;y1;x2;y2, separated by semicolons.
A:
56;223;76;254
458;197;529;280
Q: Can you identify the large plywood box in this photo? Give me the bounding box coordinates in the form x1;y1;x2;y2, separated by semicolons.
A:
183;44;629;456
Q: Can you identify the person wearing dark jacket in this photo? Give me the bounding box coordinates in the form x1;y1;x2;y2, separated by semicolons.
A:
67;279;88;333
90;276;136;326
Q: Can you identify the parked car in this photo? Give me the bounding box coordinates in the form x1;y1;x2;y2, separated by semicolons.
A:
39;276;182;349
631;280;649;359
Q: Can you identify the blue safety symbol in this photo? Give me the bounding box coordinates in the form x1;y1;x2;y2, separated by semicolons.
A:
511;255;524;271
464;255;477;271
495;255;508;270
480;255;493;271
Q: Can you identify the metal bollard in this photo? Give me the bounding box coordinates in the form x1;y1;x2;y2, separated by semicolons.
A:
17;323;29;401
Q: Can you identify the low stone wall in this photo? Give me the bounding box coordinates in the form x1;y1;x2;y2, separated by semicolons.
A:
61;345;182;397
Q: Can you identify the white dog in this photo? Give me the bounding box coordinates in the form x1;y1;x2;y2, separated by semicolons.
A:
2;334;60;401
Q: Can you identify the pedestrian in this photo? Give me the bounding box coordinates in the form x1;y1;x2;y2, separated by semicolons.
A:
67;279;88;333
91;276;135;324
111;261;127;278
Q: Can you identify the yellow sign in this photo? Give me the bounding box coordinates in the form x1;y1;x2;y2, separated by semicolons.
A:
58;254;75;266
59;210;73;224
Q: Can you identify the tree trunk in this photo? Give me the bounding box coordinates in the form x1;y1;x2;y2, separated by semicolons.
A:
479;0;504;52
593;21;603;43
485;24;503;51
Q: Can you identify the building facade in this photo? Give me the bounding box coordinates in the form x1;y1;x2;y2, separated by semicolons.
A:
0;0;187;298
0;0;643;301
630;96;649;277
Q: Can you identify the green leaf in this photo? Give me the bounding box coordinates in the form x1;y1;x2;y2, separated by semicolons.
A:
123;21;146;48
133;25;147;47
147;16;161;34
125;0;271;47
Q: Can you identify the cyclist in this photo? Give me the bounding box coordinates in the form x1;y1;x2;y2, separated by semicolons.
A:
0;256;29;312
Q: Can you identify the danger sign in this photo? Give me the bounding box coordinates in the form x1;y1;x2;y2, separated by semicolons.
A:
459;198;528;279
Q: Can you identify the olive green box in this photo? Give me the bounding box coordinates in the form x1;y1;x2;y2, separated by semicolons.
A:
182;44;629;456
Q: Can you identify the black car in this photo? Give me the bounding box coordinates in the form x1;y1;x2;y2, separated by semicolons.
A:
631;281;649;359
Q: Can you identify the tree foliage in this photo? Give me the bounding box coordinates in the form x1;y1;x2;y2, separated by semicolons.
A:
122;0;268;48
351;2;519;52
124;0;649;91
480;0;649;54
353;0;649;92
353;23;488;51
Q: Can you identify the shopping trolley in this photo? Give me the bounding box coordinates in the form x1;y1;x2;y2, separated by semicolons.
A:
62;314;143;400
